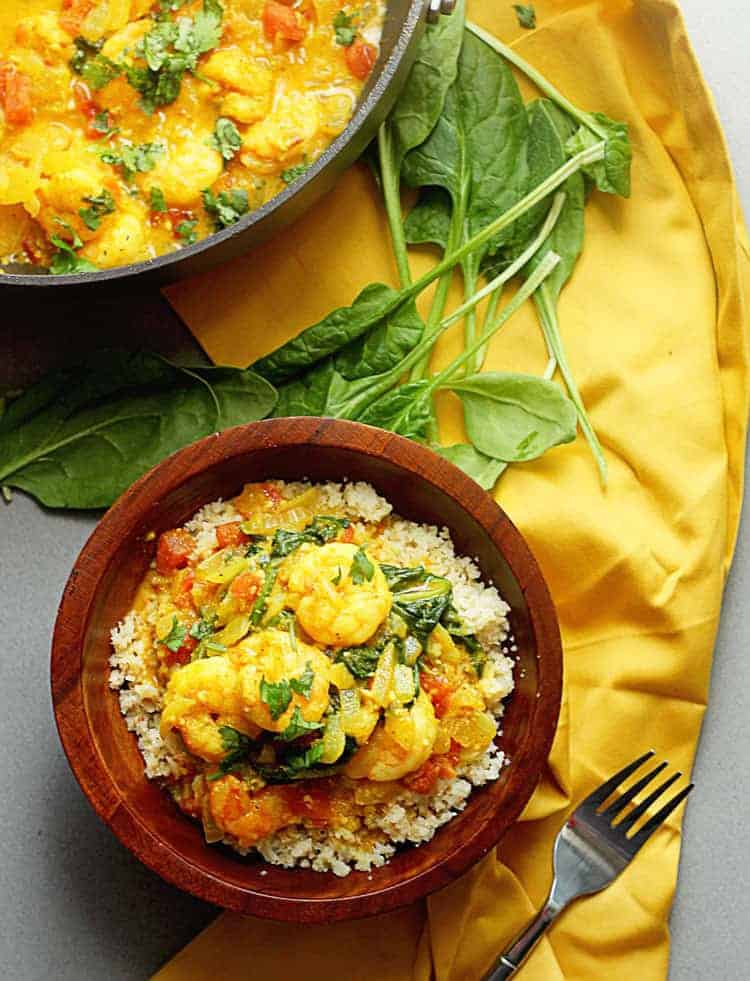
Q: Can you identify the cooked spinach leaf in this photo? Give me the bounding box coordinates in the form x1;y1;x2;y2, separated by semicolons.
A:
279;706;323;741
289;661;315;698
270;515;350;558
334;645;382;679
349;547;374;584
383;565;453;640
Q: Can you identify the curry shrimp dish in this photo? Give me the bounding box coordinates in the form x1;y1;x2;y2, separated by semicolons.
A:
0;0;384;272
110;481;516;875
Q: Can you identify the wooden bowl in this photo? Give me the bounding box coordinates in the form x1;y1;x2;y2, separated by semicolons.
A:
51;418;562;923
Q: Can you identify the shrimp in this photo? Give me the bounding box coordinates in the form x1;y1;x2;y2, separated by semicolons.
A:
286;542;391;647
208;776;295;847
345;691;438;782
160;656;253;763
235;628;331;733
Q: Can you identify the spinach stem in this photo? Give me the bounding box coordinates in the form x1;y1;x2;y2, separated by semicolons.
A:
377;123;412;288
534;284;608;484
440;192;565;330
401;143;604;311
477;288;502;372
466;21;607;141
409;196;465;382
427;252;562;397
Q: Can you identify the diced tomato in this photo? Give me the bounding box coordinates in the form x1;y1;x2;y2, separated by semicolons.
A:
262;1;306;42
421;674;454;719
229;571;262;606
299;0;318;23
156;529;195;575
339;524;354;543
172;569;196;611
60;0;95;37
216;521;248;549
0;63;34;127
165;635;197;667
345;39;377;80
403;749;458;796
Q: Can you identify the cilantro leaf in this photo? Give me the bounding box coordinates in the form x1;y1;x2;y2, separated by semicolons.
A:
333;10;358;46
102;141;165;181
289;661;314;698
189;617;216;641
250;564;278;625
206;725;253;778
176;220;198;245
202;187;249;229
513;4;536;29
49;219;99;276
158;615;187;652
210;117;242;162
78;190;116;232
185;0;224;56
150;186;168;212
279;706;323;742
92;110;118;138
350;546;374;584
281;162;310;184
260;676;292;720
70;37;122;90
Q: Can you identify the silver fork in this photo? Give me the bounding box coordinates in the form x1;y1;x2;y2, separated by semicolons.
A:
482;751;694;980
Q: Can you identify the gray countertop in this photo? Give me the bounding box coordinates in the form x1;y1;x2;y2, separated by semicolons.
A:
1;2;748;978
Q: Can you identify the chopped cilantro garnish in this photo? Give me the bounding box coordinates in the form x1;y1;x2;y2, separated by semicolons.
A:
206;725;252;779
350;546;374;584
279;706;323;742
331;566;342;586
70;37;121;90
78;190;116;232
210;116;242;162
101;141;165;181
124;0;224;114
333;10;358;46
150;186;168;212
158;615;187;652
176;220;198;244
49;219;98;276
92;110;118;138
281;162;310;184
260;676;292;720
189;617;215;641
202;187;249;229
289;661;314;698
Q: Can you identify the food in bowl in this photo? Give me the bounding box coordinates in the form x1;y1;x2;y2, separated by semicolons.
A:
109;479;516;876
0;0;383;272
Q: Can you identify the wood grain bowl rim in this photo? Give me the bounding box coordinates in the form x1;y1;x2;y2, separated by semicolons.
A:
50;418;563;922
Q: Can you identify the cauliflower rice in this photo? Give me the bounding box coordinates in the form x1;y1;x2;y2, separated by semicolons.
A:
109;481;515;876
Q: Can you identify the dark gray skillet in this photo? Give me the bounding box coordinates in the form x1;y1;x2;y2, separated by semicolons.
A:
0;0;454;291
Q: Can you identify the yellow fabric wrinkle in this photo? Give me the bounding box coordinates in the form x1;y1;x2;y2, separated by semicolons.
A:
157;0;749;978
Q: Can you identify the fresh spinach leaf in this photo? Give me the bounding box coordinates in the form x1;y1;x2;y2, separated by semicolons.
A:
357;381;434;440
0;351;277;508
404;187;453;251
449;371;577;462
435;444;506;490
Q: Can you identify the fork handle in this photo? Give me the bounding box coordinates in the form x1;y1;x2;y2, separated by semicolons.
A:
481;899;561;980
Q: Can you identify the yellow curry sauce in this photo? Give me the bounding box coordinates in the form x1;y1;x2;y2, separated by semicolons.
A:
0;0;383;271
133;482;502;853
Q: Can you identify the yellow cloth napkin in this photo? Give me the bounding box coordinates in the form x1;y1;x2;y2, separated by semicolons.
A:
160;0;750;977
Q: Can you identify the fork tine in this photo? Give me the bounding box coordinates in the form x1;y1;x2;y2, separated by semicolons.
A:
600;761;668;820
627;783;694;853
614;771;682;834
581;750;655;811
